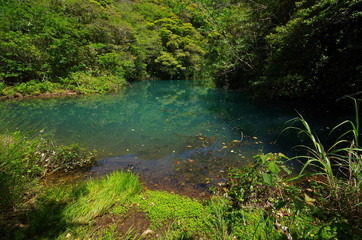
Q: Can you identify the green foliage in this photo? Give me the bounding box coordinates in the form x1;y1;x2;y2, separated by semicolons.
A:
0;128;95;211
131;190;209;234
147;16;206;79
0;132;33;209
263;0;362;100
216;156;342;239
224;153;291;207
61;171;141;223
65;71;126;94
285;98;361;228
213;100;361;239
0;0;360;100
196;0;362;101
0;0;210;97
14;80;61;95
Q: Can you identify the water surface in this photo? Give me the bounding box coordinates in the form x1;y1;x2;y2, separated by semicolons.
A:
1;80;325;193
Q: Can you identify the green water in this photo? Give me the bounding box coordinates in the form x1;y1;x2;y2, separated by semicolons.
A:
1;80;311;189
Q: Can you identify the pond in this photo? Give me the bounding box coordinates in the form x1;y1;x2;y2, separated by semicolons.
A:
0;80;335;194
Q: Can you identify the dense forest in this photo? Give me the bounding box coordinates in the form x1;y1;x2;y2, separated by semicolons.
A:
1;0;361;102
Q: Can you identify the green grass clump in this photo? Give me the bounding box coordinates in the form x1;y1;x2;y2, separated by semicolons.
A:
0;132;33;208
26;171;142;239
63;171;142;223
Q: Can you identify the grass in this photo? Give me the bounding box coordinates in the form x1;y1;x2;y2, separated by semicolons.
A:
24;170;142;239
63;171;141;223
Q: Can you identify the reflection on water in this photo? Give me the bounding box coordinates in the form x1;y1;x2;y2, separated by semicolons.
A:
1;80;311;192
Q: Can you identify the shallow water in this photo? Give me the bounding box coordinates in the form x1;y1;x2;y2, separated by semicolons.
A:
0;80;335;193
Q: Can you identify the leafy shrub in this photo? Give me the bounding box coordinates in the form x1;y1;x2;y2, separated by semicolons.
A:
224;152;292;207
1;86;17;97
24;139;96;175
67;71;126;94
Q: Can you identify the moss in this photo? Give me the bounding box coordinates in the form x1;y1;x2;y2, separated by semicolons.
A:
131;190;210;234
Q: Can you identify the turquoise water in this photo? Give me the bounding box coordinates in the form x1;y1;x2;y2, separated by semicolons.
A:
1;80;321;190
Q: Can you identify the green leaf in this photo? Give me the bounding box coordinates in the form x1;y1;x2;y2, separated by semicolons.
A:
281;165;292;175
261;173;272;184
268;161;281;175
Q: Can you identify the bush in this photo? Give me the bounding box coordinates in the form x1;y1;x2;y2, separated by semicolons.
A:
66;71;126;94
1;86;17;97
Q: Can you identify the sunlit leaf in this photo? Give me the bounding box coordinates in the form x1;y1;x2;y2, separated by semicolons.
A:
268;161;281;175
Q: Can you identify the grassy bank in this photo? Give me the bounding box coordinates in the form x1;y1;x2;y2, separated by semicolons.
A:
2;166;360;239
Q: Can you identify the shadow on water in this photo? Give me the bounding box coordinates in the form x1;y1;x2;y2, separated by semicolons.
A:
0;80;344;195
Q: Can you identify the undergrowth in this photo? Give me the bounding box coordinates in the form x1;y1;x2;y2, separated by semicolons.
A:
214;98;361;239
0;132;95;208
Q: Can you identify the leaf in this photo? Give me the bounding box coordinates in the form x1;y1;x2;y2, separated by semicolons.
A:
268;161;281;175
304;193;316;206
262;173;273;184
283;167;292;175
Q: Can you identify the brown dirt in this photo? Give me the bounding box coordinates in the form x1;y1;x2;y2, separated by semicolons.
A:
92;207;153;239
117;208;151;237
143;179;210;200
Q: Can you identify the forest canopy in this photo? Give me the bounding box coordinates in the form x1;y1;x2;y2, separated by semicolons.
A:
0;0;361;102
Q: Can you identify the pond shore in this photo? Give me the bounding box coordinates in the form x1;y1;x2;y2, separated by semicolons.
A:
0;90;79;101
